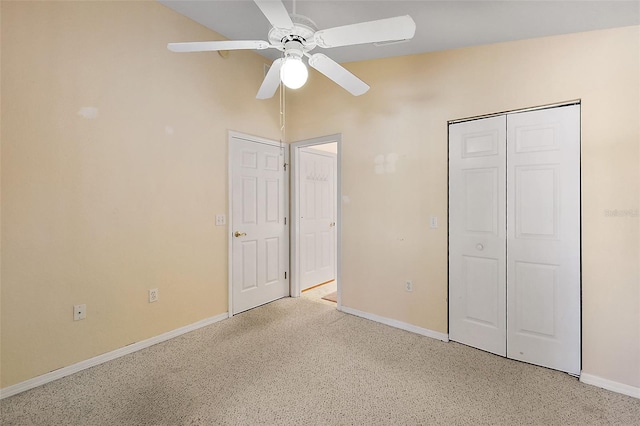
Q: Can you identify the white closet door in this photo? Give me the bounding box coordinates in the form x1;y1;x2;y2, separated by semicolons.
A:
449;115;507;356
506;105;581;375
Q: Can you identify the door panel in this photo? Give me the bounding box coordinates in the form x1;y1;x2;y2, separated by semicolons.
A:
449;115;507;357
515;166;559;238
514;261;558;337
300;148;336;290
265;237;280;284
241;240;258;290
265;180;279;222
242;177;257;223
506;105;581;375
231;136;288;314
464;168;499;233
463;256;500;326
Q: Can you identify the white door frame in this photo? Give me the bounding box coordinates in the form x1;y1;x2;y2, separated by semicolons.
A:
228;130;289;316
290;134;342;309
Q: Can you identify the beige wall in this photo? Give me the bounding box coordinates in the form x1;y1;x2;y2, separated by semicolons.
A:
1;0;638;392
288;26;640;388
0;1;280;387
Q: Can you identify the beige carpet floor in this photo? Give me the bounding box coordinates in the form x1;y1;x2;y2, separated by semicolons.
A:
1;297;639;425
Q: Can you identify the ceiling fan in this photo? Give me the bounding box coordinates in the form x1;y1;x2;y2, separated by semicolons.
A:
167;0;416;99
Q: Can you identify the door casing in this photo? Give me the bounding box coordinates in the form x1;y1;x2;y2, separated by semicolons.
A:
290;134;342;308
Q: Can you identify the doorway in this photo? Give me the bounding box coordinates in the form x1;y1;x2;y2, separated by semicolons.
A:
291;134;342;308
448;103;581;375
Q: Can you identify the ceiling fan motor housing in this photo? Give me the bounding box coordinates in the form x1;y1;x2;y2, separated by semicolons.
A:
268;14;318;52
283;39;304;59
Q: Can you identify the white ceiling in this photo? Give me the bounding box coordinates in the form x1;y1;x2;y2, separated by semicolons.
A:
159;0;640;64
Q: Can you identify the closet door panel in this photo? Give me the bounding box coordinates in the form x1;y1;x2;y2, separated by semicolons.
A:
506;105;581;375
449;115;507;357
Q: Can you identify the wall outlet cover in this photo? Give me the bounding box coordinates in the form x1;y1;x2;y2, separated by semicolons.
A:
73;304;86;321
149;288;159;303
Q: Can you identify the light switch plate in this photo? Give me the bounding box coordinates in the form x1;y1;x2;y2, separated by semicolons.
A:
430;216;438;229
215;214;226;226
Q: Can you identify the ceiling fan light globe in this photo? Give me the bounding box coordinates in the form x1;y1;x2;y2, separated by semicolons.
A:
280;58;308;89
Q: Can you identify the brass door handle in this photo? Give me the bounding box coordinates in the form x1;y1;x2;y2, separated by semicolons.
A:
329;222;336;227
234;231;247;238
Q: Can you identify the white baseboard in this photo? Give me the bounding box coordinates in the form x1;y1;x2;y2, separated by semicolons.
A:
340;305;449;342
580;372;640;399
0;312;229;400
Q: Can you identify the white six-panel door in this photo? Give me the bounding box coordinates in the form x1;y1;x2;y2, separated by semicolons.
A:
449;105;581;375
506;106;581;374
230;135;289;314
299;148;336;290
449;115;507;356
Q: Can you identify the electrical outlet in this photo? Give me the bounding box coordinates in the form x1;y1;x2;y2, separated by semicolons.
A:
405;280;413;292
73;304;86;321
149;288;159;303
215;214;226;226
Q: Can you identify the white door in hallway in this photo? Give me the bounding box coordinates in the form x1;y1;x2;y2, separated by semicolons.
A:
506;105;581;375
299;148;336;290
449;115;507;357
230;134;289;314
449;104;581;375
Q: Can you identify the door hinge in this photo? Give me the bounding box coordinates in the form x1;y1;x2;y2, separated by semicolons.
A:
283;162;288;171
285;271;287;280
284;217;287;225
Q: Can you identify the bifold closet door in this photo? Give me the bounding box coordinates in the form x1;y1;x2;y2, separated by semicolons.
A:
449;105;580;375
449;115;507;357
506;105;581;375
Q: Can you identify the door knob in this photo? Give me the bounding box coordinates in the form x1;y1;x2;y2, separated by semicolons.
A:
329;222;336;227
476;243;484;251
234;231;247;238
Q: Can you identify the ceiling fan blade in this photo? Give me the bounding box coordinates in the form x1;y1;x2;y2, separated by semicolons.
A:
314;15;416;49
254;0;294;30
308;54;369;96
256;58;284;100
167;40;271;53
